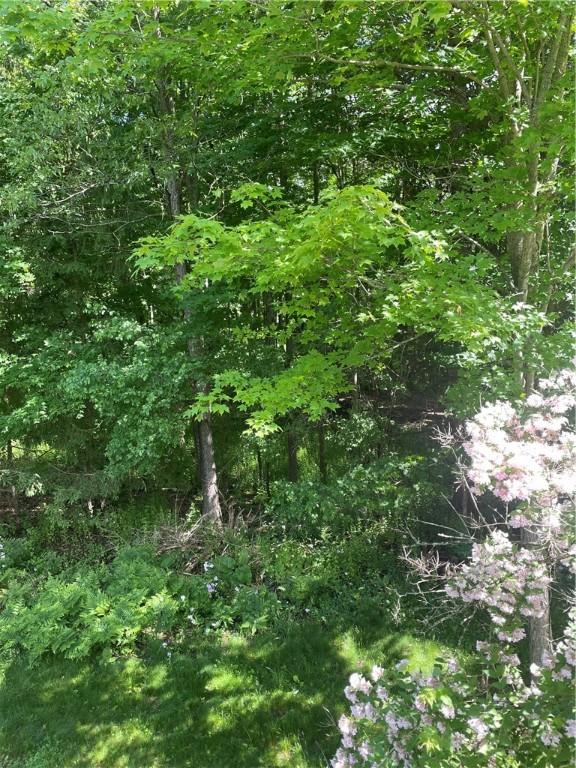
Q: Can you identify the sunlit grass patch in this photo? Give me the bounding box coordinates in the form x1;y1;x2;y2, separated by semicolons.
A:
0;608;459;768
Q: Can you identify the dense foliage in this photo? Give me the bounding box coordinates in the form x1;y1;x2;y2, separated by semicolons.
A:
0;1;573;767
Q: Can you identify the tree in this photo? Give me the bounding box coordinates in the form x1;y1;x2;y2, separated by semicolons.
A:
0;0;571;516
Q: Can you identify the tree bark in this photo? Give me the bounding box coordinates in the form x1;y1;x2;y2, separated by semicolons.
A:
318;420;328;483
192;421;203;485
521;525;552;667
6;439;17;516
264;459;270;499
287;429;299;483
352;370;360;411
197;414;222;523
256;445;263;490
312;162;320;205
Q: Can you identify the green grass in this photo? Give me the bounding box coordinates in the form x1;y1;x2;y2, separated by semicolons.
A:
0;609;445;768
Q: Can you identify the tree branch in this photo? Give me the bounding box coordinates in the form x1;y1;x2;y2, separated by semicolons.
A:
291;53;482;83
532;11;572;120
482;24;513;102
489;25;532;104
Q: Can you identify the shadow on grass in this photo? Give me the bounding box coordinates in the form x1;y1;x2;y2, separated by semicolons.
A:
0;611;445;768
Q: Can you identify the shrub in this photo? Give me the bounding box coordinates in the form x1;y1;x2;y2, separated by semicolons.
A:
265;454;445;541
0;546;178;662
331;366;576;768
331;531;575;768
0;544;278;663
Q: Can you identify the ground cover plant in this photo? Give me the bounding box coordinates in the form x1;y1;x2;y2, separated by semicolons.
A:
0;1;574;767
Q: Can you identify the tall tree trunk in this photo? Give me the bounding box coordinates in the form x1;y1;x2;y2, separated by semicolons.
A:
197;414;222;523
312;162;320;205
520;354;552;665
264;459;270;499
256;445;263;490
166;173;222;527
141;11;223;522
352;370;360;411
6;438;17;516
284;331;299;483
192;421;203;485
507;230;535;303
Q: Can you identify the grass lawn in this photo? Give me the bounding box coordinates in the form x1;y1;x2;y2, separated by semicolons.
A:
0;608;445;768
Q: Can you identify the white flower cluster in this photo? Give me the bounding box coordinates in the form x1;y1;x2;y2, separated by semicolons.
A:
464;364;576;527
332;364;576;768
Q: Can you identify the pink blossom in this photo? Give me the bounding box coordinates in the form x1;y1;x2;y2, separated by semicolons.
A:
358;742;371;759
451;732;467;750
440;702;455;719
414;696;427;712
338;715;357;736
467;716;489;741
344;686;357;703
446;658;459;673
509;513;530;528
349;673;372;695
540;724;561;746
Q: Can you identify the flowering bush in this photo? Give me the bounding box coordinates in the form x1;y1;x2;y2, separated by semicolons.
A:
331;364;576;767
464;364;576;534
332;531;575;768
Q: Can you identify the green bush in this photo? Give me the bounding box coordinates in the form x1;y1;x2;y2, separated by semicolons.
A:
259;520;409;627
0;453;447;666
0;546;177;663
0;544;279;663
265;454;445;541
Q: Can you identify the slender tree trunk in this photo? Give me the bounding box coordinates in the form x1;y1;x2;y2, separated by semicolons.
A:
352;370;360;411
197;414;222;522
283;330;299;484
507;230;535;303
287;430;299;483
6;439;17;515
256;445;263;489
522;525;552;667
312;162;320;205
192;421;203;485
166;173;222;527
318;421;328;483
151;12;222;526
520;354;552;665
